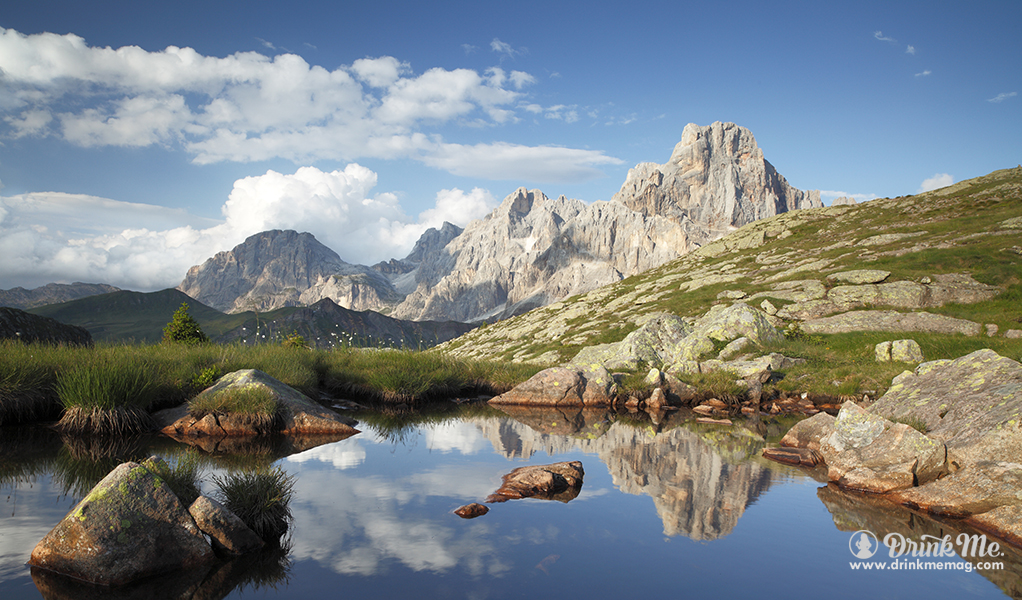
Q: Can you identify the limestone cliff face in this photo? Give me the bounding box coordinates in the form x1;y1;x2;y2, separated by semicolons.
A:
613;121;821;233
177;230;400;314
390;188;697;322
392;122;818;322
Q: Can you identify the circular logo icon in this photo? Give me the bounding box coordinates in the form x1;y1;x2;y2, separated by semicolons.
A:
849;530;879;559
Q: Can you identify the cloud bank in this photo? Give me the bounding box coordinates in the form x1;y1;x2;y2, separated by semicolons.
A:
0;27;618;182
917;173;953;193
0;164;497;291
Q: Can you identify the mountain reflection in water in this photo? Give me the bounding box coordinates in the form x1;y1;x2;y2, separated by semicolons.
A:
1;405;1018;599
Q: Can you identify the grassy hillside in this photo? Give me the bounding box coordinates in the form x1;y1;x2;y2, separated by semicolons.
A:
27;289;242;343
440;167;1022;391
26;289;473;348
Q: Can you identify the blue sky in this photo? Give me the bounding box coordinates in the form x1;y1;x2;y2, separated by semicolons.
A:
0;0;1019;291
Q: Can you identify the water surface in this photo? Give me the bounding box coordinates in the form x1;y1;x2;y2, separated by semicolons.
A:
2;406;1018;598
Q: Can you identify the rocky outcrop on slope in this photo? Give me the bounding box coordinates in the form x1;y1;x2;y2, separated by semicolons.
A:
773;349;1022;544
0;282;120;310
0;306;93;346
178;230;400;314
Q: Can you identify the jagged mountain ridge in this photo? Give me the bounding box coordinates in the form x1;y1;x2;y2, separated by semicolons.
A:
0;282;122;310
177;122;821;322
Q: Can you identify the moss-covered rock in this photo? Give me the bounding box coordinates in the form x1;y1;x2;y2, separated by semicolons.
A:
28;461;215;586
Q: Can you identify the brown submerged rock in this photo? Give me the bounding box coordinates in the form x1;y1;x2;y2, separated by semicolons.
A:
486;461;585;503
454;503;490;519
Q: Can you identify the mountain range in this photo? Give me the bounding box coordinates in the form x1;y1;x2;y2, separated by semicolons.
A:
175;121;821;323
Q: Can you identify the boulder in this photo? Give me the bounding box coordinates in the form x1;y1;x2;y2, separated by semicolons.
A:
454;503;489;519
156;369;360;438
891;339;924;363
646;387;667;410
827;270;891;285
28;462;215;586
486;461;585;503
875;339;923;363
570;314;692;371
663;372;698;404
189;495;264;556
717;336;751;360
875;341;893;362
779;412;835;452
673;303;782;362
489;364;616;407
870;349;1022;471
821;402;947;493
802;310;982;336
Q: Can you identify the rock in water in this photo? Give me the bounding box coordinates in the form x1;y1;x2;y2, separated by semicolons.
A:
189;496;264;556
486;461;585;503
29;462;214;586
454;503;490;519
156;369;360;438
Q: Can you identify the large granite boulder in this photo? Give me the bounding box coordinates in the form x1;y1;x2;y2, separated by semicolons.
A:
489;364;617;407
156;369;360;438
569;304;782;373
28;461;215;586
818;402;946;493
570;314;692;371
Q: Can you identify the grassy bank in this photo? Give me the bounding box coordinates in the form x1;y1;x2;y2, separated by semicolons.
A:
0;340;543;428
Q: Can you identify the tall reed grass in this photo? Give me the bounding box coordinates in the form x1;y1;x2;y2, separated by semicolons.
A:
54;348;157;435
3;341;541;431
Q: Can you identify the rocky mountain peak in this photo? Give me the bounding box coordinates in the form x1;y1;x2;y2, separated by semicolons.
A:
178;229;399;313
613;121;821;234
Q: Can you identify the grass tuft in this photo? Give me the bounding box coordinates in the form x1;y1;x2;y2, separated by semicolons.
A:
188;386;283;432
213;467;296;544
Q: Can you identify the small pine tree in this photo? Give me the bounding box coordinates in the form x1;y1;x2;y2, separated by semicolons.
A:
163;302;210;345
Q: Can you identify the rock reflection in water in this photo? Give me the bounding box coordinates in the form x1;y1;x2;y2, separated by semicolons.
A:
819;484;1022;598
28;543;292;600
480;406;774;540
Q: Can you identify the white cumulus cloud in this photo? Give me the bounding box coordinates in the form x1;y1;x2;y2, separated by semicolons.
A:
0;164;498;291
917;173;954;193
0;27;618;182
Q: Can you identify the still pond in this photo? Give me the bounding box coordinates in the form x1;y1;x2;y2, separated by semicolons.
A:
2;404;1019;599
